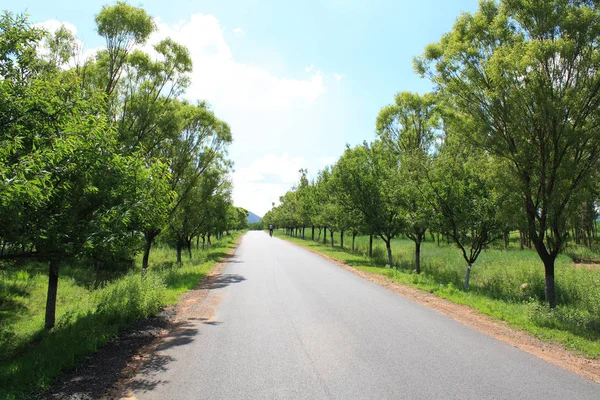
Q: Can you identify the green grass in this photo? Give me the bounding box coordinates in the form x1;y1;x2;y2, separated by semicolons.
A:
276;230;600;359
0;232;242;400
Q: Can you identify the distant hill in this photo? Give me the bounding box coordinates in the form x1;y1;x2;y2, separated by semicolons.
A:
247;211;262;223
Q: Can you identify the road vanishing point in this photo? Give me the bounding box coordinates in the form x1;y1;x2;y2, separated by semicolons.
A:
128;231;600;399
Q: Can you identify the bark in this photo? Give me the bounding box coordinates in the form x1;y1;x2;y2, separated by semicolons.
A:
311;226;315;241
503;231;509;249
187;240;192;259
323;227;327;245
385;239;393;267
352;232;356;252
369;235;373;258
207;234;212;246
340;230;344;249
415;240;421;274
44;259;60;330
544;258;556;308
202;236;206;250
330;230;334;247
142;230;159;270
463;262;472;291
176;241;183;264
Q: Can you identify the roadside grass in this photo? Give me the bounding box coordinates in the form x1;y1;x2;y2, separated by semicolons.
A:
275;230;600;359
0;232;242;400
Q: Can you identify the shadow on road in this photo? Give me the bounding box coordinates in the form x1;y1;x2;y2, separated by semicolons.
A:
156;321;199;351
124;320;200;394
194;273;246;290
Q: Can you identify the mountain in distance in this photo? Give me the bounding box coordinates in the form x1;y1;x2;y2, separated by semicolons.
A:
247;211;262;223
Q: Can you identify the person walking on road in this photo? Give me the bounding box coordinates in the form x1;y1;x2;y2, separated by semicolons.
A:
269;224;274;237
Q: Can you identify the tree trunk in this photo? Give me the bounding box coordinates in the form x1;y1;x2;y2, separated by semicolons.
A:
312;226;315;241
142;231;159;270
330;230;334;247
369;235;373;258
544;258;556;308
202;236;206;250
415;240;421;274
187;240;193;259
44;259;60;330
352;232;356;252
385;240;393;267
176;241;183;264
340;230;344;249
504;231;509;249
208;234;212;246
463;262;472;291
323;227;327;245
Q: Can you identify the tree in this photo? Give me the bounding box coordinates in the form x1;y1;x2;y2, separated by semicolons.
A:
0;13;148;328
426;131;505;290
94;1;155;96
333;142;404;266
376;92;438;273
416;0;600;307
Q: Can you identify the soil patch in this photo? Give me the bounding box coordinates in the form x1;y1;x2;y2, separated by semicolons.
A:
285;239;600;384
37;236;243;400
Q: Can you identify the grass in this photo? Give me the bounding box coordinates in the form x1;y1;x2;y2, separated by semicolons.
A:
275;230;600;359
0;232;242;400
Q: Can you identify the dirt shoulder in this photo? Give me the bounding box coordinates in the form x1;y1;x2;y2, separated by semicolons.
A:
39;235;243;400
284;238;600;385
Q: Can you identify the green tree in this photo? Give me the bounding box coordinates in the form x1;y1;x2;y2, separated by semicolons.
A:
376;92;438;273
416;0;600;306
333;142;404;266
426;130;505;290
94;1;155;96
0;13;147;328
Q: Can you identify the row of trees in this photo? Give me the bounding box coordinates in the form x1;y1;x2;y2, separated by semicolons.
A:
0;3;246;329
264;0;600;308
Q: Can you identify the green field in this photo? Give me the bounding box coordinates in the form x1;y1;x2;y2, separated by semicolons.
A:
275;230;600;359
0;233;241;400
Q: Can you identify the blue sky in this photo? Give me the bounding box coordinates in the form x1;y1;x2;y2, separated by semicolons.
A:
8;0;479;216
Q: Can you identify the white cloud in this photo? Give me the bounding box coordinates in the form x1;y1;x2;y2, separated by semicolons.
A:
333;73;344;81
144;14;331;214
234;153;305;185
148;15;324;112
233;27;245;36
304;64;315;73
232;153;340;216
232;154;305;216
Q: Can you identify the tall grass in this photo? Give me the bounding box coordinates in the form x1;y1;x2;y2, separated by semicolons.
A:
276;230;600;358
0;233;241;400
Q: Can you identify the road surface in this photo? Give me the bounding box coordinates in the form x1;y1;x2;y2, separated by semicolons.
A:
129;231;600;399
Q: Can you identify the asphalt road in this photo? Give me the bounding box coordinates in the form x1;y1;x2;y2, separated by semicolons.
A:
130;231;600;399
